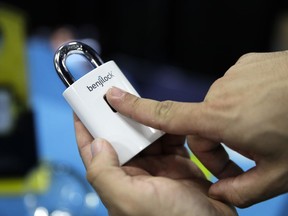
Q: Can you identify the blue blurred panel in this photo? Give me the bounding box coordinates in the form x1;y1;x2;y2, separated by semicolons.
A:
5;35;283;216
22;36;108;216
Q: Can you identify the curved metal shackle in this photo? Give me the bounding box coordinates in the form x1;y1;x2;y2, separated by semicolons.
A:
54;41;104;87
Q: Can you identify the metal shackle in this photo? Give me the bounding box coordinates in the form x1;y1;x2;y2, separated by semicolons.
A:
54;41;104;87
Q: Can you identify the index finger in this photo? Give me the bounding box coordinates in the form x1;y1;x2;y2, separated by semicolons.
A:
106;87;223;141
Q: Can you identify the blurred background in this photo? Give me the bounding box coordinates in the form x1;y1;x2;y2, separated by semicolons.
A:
0;0;288;215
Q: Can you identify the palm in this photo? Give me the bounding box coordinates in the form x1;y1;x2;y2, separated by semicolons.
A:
74;114;237;216
103;135;238;216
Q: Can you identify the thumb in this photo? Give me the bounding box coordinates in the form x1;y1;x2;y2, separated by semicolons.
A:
86;138;127;197
90;137;120;166
208;167;280;208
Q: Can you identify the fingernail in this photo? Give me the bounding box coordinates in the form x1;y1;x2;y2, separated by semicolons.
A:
108;86;126;98
91;138;104;157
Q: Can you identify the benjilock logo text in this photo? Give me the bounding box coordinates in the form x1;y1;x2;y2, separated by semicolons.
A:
87;72;114;92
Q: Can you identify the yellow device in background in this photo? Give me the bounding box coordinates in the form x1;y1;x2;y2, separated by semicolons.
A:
0;4;45;195
0;4;28;103
0;162;51;195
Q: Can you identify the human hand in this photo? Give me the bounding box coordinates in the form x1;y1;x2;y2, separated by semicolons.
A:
74;114;238;216
105;51;288;208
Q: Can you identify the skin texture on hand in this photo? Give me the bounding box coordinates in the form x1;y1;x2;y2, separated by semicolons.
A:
74;113;238;216
105;51;288;208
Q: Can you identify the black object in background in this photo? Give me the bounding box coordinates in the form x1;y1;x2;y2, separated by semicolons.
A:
4;1;288;79
0;110;38;177
0;87;38;178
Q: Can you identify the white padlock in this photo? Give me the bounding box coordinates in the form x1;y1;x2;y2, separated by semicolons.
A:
54;41;165;165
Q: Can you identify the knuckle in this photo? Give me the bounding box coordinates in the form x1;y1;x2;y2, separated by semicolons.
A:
86;167;97;184
236;52;257;64
155;100;174;118
155;100;174;127
86;165;103;185
227;184;251;208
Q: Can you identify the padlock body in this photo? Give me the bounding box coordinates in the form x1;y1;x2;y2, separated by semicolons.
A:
63;60;164;165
